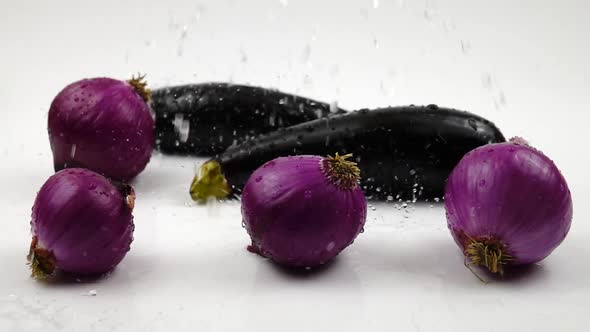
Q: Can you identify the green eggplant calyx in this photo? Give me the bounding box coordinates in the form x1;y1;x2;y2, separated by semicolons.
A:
190;161;230;203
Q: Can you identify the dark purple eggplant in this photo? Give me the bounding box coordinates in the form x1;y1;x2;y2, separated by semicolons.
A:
189;105;505;201
151;83;346;155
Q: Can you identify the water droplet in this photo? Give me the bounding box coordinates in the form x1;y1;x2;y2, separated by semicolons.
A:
468;118;477;130
386;195;394;201
241;220;246;228
373;36;379;49
330;101;339;113
303;74;313;87
70;144;77;158
240;48;248;63
409;169;416;175
304;190;312;199
360;227;365;233
482;73;493;90
460;40;471;54
255;176;263;183
479;179;486;187
326;241;335;252
300;44;311;64
433;197;440;203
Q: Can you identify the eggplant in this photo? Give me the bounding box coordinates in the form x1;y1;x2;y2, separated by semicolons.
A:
151;83;347;155
189;105;505;202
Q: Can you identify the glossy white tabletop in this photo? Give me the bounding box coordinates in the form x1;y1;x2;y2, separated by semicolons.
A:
1;1;589;331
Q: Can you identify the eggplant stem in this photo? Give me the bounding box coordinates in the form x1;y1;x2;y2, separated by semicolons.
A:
190;161;230;203
321;153;361;190
465;236;512;275
127;73;152;102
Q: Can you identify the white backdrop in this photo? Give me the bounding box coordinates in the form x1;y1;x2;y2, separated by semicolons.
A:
1;1;589;331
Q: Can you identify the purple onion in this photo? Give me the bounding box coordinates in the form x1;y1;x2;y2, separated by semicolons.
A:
28;168;135;278
445;139;573;274
241;154;367;268
48;76;155;181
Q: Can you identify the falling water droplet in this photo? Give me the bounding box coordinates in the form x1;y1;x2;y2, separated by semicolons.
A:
301;44;311;64
460;40;471;54
70;144;77;158
482;74;493;90
330;101;339;113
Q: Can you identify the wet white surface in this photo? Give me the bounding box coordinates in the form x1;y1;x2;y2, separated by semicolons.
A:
1;0;589;331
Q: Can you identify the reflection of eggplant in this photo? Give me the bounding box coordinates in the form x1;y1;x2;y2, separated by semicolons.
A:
151;83;346;155
189;105;505;202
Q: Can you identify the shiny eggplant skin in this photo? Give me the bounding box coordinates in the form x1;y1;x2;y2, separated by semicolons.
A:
151;83;346;155
202;105;505;201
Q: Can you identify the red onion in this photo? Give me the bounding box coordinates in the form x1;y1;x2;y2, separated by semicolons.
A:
241;154;367;268
28;168;135;278
445;139;573;274
48;76;155;181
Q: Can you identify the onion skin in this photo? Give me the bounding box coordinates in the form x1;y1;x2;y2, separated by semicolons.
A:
241;154;367;268
444;141;573;274
29;168;135;278
48;77;155;181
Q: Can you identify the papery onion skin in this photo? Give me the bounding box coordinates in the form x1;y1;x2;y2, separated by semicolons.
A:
444;141;573;273
48;76;155;182
29;168;135;277
241;154;367;268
